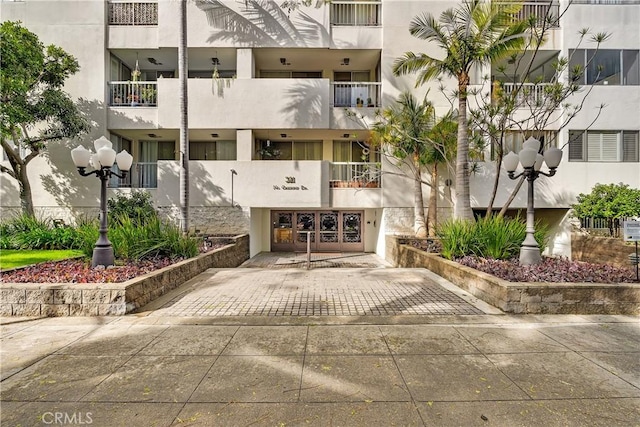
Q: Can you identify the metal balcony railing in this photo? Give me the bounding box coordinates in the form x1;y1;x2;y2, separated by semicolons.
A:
107;162;157;188
496;1;560;28
498;82;555;107
331;1;381;26
330;162;381;188
332;82;381;108
109;81;157;106
108;1;158;25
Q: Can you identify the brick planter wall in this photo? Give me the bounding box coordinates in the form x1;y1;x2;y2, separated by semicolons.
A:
0;234;249;317
386;235;640;315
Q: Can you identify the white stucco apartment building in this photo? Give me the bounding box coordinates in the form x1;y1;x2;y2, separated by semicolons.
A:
1;0;639;258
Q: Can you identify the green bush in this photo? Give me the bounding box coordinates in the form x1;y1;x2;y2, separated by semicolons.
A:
0;211;200;261
437;216;549;260
0;214;83;250
107;191;157;226
107;214;199;260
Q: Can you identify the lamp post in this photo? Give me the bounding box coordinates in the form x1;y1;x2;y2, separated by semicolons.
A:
71;136;133;267
503;136;562;265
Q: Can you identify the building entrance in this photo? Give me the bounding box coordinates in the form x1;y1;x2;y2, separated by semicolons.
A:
271;210;364;252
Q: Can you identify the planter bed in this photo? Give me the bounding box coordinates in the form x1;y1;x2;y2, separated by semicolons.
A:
386;235;640;315
0;234;249;317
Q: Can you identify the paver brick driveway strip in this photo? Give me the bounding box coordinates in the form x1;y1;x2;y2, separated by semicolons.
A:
143;268;486;317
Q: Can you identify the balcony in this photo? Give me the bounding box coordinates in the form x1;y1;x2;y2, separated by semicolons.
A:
331;1;381;26
498;82;555;107
108;1;158;25
332;82;381;108
109;81;157;106
330;162;381;188
497;1;560;28
109;162;157;188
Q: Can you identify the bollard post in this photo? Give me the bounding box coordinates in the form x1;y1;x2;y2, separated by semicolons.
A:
306;231;311;270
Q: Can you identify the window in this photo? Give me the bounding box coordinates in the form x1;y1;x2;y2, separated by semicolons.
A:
109;134;132;188
190;141;236;160
333;140;379;162
260;71;322;78
255;140;322;160
137;140;175;188
569;130;639;162
570;49;640;85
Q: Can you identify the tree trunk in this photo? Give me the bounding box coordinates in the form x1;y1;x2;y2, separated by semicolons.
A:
19;166;35;217
486;148;503;216
454;78;474;221
178;0;189;234
427;164;438;237
498;175;525;218
413;165;427;238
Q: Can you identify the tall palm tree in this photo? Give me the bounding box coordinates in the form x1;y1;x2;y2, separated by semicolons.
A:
392;0;528;221
373;92;456;238
179;0;189;234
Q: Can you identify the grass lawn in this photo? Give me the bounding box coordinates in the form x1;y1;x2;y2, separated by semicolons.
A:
0;249;84;270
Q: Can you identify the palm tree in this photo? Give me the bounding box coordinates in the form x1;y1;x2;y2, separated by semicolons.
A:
179;0;189;234
372;92;456;238
392;0;528;221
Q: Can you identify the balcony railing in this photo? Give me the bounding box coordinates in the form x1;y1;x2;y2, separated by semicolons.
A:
108;1;158;26
498;82;555;107
108;162;157;188
330;162;381;188
109;81;157;106
331;1;381;26
497;1;560;28
332;82;381;108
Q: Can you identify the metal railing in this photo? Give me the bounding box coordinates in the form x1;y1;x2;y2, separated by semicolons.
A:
332;82;381;108
497;1;560;28
330;162;381;188
107;162;157;188
570;0;640;4
109;81;157;106
331;1;381;26
108;1;158;25
499;82;554;107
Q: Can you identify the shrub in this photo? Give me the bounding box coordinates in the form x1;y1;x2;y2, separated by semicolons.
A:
107;190;157;226
107;214;200;260
0;214;84;250
437;216;550;260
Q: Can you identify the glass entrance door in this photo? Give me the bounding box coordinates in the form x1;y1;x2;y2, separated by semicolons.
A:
271;210;364;252
294;212;316;252
317;212;341;252
272;212;293;252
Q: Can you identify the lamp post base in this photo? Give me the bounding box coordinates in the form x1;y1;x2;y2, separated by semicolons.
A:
92;246;115;268
519;245;542;266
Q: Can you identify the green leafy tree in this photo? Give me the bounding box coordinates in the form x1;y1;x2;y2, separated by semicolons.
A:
0;21;89;217
371;92;457;237
392;0;529;221
572;183;640;236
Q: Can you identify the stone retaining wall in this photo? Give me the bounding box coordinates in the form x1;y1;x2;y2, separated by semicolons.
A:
571;233;637;268
386;235;640;315
0;234;249;317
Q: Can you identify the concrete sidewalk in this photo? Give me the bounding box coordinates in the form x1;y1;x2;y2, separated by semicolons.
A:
1;313;639;426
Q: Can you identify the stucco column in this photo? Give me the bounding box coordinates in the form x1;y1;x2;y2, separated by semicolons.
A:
237;49;254;79
237;129;254;161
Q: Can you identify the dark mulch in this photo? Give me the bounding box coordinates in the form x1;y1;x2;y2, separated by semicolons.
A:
1;241;230;284
456;255;638;284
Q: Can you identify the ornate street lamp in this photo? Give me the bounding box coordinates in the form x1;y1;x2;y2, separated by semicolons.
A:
503;136;562;265
71;136;133;267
